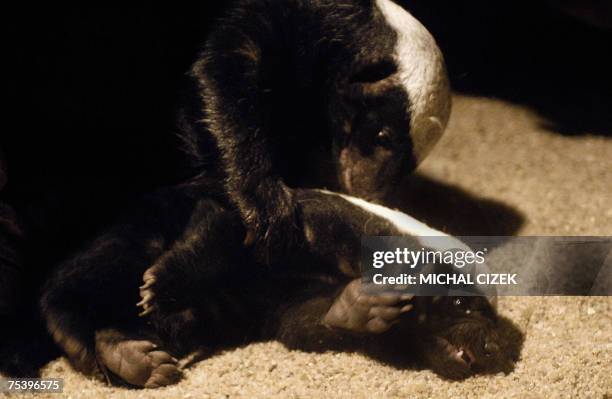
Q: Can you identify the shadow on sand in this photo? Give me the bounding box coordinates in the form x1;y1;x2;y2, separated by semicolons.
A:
404;0;612;137
388;173;526;237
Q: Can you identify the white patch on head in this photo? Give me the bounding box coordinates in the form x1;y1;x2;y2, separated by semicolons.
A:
375;0;452;164
316;189;470;252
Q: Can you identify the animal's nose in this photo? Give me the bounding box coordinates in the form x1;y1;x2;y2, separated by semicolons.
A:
483;340;500;357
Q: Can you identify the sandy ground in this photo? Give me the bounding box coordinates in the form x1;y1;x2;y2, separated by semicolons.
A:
8;94;612;398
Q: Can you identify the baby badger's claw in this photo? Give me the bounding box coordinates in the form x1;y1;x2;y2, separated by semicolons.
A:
323;279;413;334
140;278;156;290
137;265;160;317
137;288;156;317
137;303;156;318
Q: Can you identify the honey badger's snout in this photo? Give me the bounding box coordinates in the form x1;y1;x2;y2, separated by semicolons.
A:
483;339;501;359
423;319;503;379
414;295;503;378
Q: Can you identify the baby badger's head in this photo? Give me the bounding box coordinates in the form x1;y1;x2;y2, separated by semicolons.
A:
407;295;502;380
326;0;451;201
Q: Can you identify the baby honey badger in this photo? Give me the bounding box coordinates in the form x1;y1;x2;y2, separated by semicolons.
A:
139;189;505;382
40;187;506;388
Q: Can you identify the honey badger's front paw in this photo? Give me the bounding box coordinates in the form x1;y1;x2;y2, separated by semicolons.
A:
322;279;413;334
138;263;197;335
138;264;161;317
95;330;182;388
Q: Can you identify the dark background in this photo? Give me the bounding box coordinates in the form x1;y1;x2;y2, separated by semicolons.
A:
406;0;612;137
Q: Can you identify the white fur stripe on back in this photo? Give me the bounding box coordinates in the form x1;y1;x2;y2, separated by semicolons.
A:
317;189;471;251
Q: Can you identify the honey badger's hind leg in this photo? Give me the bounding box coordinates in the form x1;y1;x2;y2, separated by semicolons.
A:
43;311;181;388
39;230;158;380
40;187;199;385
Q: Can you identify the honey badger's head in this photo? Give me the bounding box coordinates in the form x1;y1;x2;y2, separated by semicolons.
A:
327;0;451;201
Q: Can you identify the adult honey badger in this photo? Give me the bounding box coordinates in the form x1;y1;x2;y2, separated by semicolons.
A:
181;0;451;262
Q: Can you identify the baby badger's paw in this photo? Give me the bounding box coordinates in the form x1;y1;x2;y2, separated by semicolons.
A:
95;329;182;388
323;279;413;334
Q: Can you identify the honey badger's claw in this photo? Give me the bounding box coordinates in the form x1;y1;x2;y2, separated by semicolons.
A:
400;304;413;313
138;265;160;317
142;267;157;284
323;278;413;334
138;304;156;317
140;292;154;305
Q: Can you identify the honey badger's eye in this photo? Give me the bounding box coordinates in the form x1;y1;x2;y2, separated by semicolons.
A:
453;297;473;315
376;129;392;147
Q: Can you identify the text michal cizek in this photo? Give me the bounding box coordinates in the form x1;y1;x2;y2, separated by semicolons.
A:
371;273;518;286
